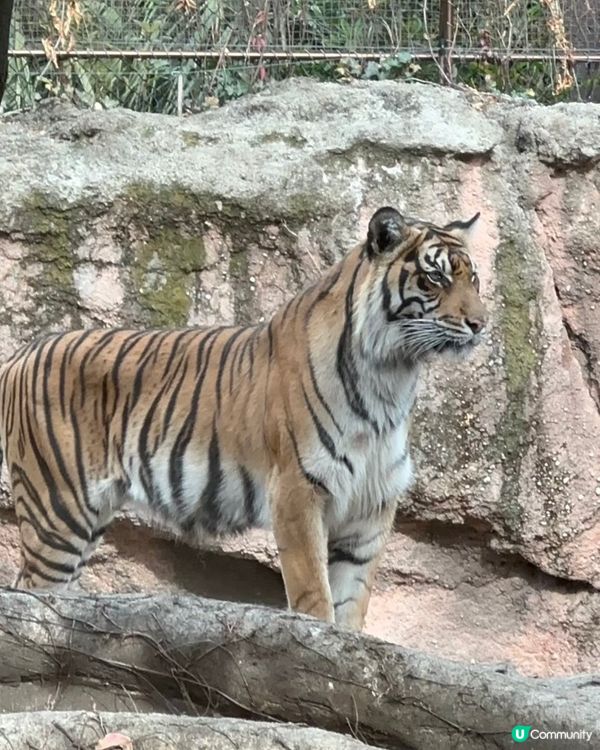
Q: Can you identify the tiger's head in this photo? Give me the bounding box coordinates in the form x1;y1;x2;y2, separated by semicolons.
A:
359;206;487;365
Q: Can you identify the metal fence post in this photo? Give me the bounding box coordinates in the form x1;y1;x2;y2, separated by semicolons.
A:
0;0;15;105
439;0;454;84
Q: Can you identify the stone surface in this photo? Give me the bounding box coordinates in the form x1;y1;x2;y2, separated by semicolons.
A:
0;511;594;678
0;79;599;675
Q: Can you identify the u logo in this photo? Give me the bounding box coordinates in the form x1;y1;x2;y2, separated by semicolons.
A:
512;725;532;743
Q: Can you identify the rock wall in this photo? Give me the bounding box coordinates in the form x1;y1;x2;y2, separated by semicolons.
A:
0;80;599;673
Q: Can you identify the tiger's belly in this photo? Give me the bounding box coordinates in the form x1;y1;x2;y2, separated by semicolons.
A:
124;451;270;537
123;425;410;536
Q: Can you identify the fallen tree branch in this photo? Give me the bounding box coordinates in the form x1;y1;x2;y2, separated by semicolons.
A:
0;591;597;749
0;711;377;750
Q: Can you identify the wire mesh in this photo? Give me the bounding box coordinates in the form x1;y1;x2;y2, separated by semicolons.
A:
4;0;600;114
453;0;553;54
11;0;440;53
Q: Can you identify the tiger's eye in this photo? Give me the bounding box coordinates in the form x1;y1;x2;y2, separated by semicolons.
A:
427;271;445;285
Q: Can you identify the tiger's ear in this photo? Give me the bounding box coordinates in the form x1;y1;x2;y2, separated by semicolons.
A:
442;212;480;243
366;207;407;258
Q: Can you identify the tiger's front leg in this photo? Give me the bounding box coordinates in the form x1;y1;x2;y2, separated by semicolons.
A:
271;467;334;623
328;503;396;630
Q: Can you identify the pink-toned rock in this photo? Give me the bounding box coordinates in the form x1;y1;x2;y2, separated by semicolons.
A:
0;80;599;674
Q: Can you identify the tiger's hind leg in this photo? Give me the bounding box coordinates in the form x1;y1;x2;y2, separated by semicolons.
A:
15;505;92;591
327;503;396;631
12;470;125;591
68;480;130;587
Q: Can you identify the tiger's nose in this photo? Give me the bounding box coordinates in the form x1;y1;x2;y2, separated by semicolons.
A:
466;317;485;334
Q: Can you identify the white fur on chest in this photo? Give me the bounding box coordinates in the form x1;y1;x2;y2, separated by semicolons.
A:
307;363;419;524
311;422;413;525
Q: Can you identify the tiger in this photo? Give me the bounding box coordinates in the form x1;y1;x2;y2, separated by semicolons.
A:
0;205;486;630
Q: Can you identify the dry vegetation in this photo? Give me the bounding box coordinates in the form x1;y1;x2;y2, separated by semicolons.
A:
4;0;598;113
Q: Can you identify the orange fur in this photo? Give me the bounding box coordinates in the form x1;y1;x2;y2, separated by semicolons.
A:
0;207;486;629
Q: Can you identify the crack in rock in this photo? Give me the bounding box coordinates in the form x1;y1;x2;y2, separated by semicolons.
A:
554;282;600;413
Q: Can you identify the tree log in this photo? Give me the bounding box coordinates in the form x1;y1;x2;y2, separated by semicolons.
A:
0;711;376;749
0;591;597;750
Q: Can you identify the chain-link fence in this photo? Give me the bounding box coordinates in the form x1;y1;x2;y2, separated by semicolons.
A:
4;0;600;114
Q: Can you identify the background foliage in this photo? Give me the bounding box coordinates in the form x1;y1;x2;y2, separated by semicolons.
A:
4;0;600;113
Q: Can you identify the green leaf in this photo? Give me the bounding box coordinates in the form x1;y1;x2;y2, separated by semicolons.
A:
395;51;413;65
363;61;380;80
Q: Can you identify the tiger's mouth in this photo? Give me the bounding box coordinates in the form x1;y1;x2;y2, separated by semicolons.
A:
441;332;483;349
393;320;486;364
436;331;484;359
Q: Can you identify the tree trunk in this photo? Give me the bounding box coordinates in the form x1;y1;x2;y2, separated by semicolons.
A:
0;0;14;106
0;711;378;749
0;592;596;750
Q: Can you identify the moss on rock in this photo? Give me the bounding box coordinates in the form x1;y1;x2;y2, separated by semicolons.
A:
122;185;214;326
123;182;266;227
181;131;201;148
122;182;294;326
130;226;206;327
12;192;86;331
495;236;541;534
